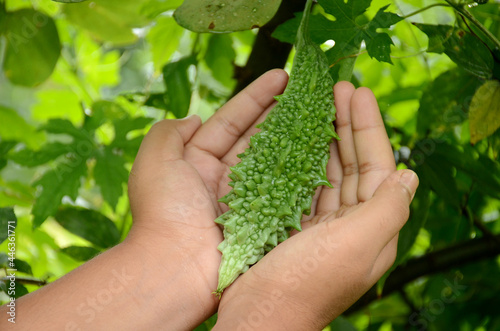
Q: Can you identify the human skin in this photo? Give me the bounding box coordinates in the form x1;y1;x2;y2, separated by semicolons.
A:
0;69;418;331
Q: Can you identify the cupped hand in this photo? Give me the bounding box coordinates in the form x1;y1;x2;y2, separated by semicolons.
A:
214;81;419;330
126;69;290;324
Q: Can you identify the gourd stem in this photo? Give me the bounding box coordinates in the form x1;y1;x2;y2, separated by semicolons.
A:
400;3;451;19
297;0;313;48
443;0;500;51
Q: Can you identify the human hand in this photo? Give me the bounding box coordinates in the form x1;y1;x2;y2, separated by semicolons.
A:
213;82;419;330
126;69;290;327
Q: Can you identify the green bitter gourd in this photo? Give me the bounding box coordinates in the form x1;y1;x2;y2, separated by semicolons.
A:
215;0;339;294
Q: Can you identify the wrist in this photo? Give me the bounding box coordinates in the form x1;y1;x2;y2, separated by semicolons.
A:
123;229;219;329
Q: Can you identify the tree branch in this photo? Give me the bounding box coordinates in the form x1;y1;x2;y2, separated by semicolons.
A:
231;0;306;96
346;234;500;314
1;276;47;287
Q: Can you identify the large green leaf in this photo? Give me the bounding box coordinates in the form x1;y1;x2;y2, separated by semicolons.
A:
63;0;152;45
54;207;120;248
469;79;500;144
273;0;402;64
31;159;87;228
416;68;483;137
414;24;494;79
0;207;16;245
94;148;129;209
174;0;282;33
3;9;61;87
162;56;195;118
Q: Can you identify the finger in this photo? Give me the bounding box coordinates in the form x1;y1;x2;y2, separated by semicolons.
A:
370;234;399;279
134;116;201;167
188;69;288;158
129;116;202;217
316;141;343;213
350;88;396;202
342;170;418;254
333;81;358;206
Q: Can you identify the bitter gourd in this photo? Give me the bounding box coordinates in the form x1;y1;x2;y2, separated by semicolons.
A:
215;0;338;294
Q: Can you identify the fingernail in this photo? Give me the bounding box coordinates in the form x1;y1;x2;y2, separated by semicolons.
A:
399;170;419;201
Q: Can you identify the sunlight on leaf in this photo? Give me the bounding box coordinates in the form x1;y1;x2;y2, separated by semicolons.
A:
469;79;500;144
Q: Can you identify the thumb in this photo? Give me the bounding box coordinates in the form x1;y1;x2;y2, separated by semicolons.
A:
346;169;419;251
134;115;202;166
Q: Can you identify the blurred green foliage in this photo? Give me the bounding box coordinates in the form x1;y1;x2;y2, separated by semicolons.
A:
0;0;499;330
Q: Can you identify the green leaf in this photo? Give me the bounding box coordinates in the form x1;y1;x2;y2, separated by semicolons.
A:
205;34;236;87
469;79;500;144
0;207;16;245
54;207;120;248
113;116;153;141
273;0;402;64
396;186;431;264
174;0;282;33
41;118;93;143
0;141;16;171
53;0;87;2
416;68;483;137
2;9;61;87
145;93;169;111
32;89;84;125
162;56;195;118
414;24;494;79
0;105;44;149
31;159;87;228
433;143;500;200
417;154;460;208
9;142;71;167
110;115;153;158
61;246;100;261
12;282;29;298
62;0;152;45
86;100;125;133
328;315;358;330
147;16;184;72
13;258;33;275
94;148;128;209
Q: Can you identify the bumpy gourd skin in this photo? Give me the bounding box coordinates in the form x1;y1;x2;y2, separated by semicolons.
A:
215;0;338;294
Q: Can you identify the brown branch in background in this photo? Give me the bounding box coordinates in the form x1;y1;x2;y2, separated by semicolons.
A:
346;234;500;314
231;0;306;96
2;276;47;287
